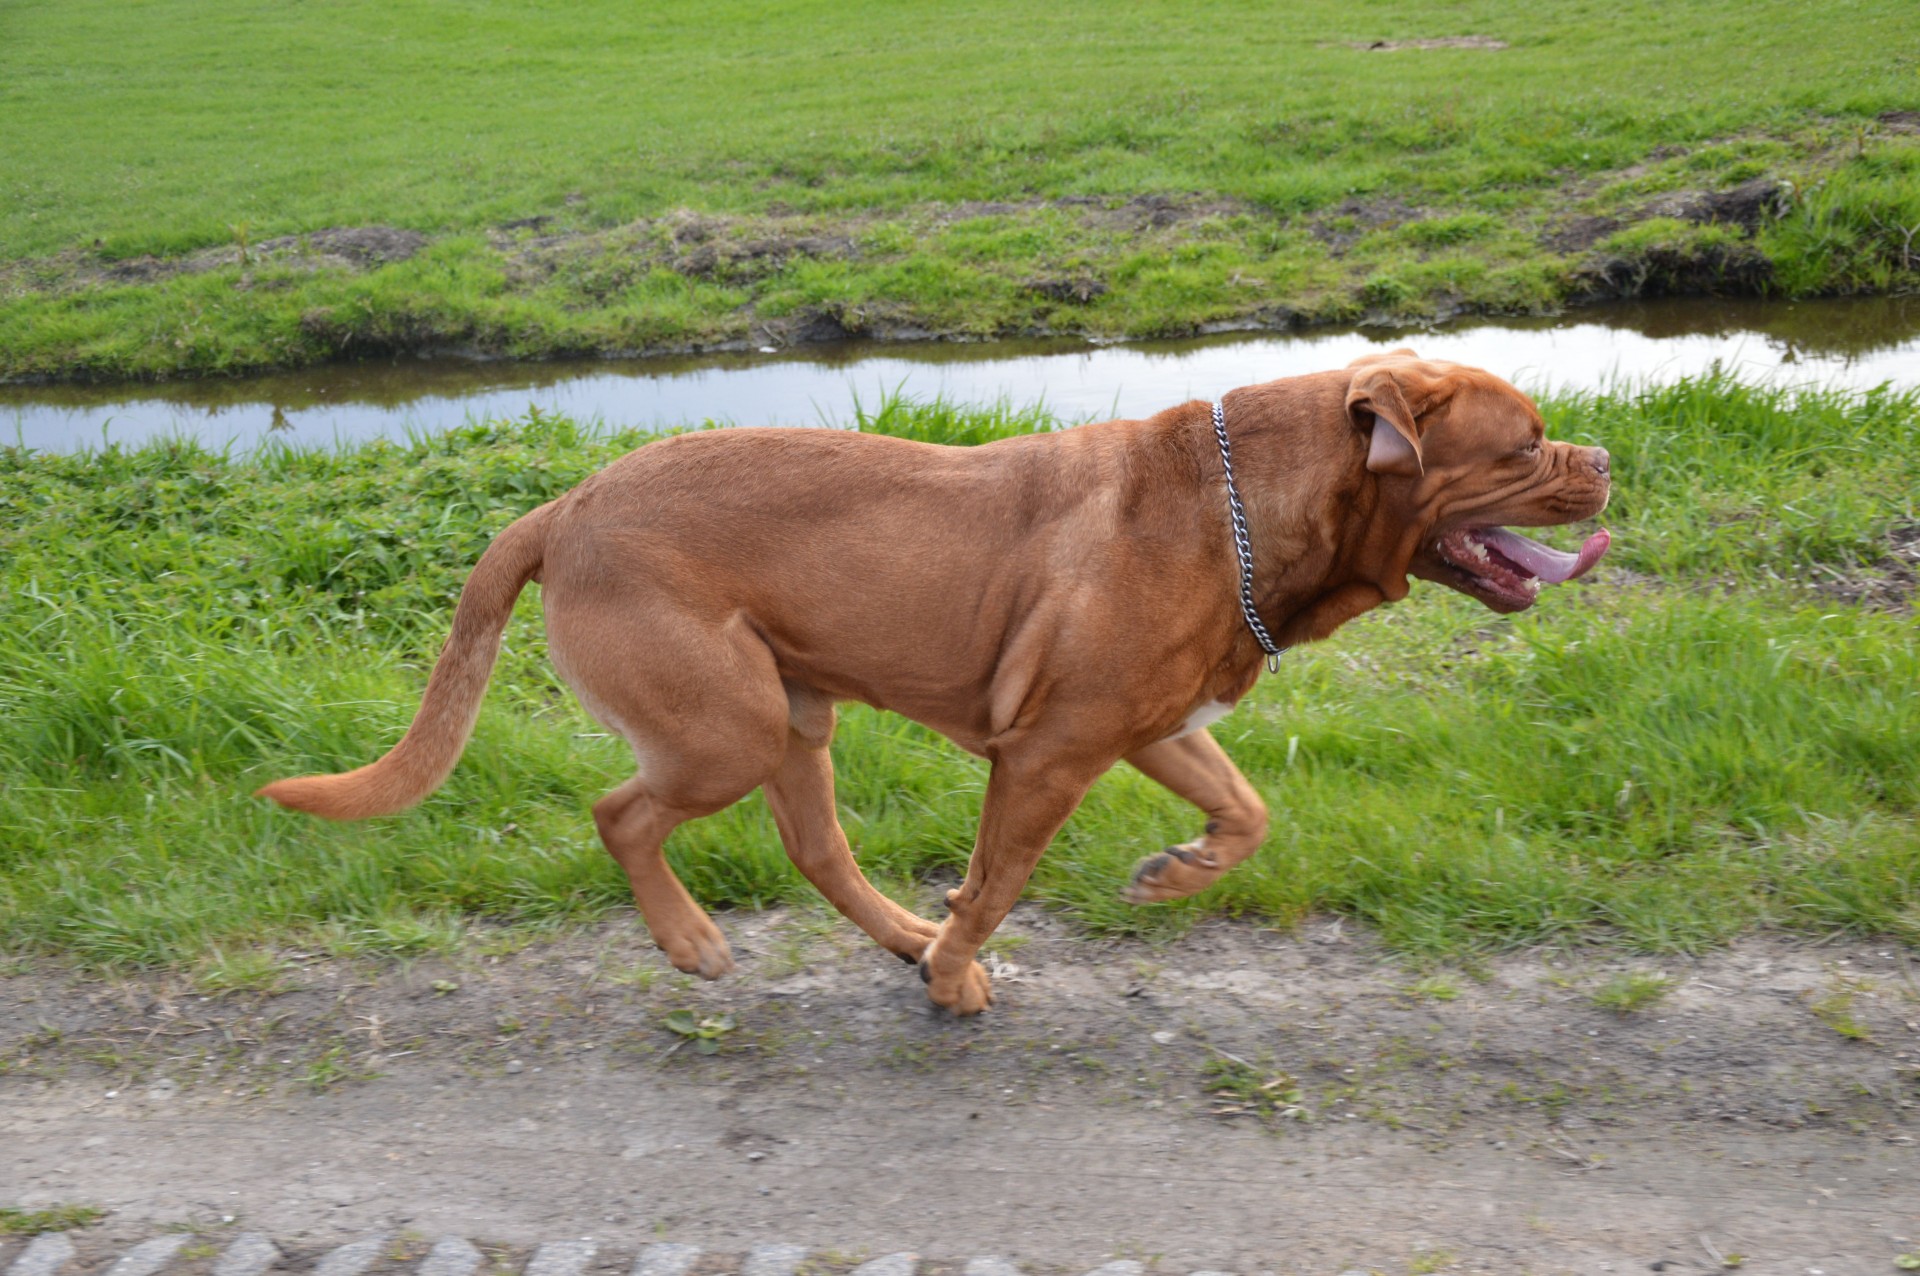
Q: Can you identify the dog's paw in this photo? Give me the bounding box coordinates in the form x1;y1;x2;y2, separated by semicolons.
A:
917;953;994;1015
873;910;942;966
1121;844;1221;904
658;917;736;981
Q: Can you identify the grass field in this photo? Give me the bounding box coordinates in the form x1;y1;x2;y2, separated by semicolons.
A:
2;378;1916;972
4;0;1920;380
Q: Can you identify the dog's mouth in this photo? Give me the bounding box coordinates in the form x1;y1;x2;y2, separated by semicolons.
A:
1429;525;1610;613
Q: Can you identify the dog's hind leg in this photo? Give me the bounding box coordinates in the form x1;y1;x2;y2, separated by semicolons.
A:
762;696;941;964
593;775;754;980
570;618;790;981
1119;728;1270;904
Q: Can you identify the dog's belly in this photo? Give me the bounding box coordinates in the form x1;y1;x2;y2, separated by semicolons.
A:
775;668;1001;757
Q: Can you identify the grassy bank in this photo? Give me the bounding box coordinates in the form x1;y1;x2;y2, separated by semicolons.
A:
1;378;1917;970
4;0;1920;380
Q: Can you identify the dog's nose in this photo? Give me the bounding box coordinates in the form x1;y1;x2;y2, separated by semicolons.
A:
1590;446;1611;476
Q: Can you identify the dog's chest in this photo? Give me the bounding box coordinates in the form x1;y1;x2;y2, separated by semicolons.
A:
1163;699;1235;741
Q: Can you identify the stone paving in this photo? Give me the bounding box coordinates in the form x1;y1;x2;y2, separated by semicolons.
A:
2;1236;1173;1276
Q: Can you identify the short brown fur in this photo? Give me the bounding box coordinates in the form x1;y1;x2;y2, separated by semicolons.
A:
259;354;1610;1013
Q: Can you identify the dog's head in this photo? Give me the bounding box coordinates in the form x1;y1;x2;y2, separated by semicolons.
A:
1345;349;1612;614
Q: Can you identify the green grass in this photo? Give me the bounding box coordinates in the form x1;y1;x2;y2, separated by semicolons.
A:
3;0;1919;380
1;379;1917;969
1202;1056;1308;1124
0;1206;107;1236
192;946;292;997
1590;971;1674;1014
1808;982;1876;1041
1404;975;1462;1003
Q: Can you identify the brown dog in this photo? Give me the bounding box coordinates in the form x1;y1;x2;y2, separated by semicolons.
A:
259;350;1611;1014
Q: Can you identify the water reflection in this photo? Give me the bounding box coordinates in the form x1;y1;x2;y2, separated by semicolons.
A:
5;296;1919;453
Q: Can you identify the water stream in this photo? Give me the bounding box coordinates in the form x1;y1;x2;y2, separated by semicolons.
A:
6;296;1919;453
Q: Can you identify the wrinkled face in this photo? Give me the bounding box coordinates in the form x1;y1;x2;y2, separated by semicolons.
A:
1356;358;1613;614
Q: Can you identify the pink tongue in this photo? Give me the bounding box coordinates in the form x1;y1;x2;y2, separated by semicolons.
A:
1480;527;1611;583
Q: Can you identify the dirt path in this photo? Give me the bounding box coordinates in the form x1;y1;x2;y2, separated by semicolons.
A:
4;910;1918;1273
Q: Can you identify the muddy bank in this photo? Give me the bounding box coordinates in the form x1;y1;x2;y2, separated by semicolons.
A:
7;117;1919;386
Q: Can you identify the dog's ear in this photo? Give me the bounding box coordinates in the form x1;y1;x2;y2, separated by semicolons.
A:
1347;363;1429;476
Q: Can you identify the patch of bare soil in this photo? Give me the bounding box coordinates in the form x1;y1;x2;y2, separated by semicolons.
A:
1539;214;1622;255
1640;177;1795;233
4;910;1917;1271
1022;277;1108;305
1309;196;1426;253
1546;176;1793;258
495;196;1250;299
1551;169;1803;301
488;197;1257;351
1536;123;1824;261
662;212;861;282
917;195;1250;232
1811;522;1920;609
1345;37;1509;52
491;211;867;302
1072;194;1250;232
3;228;429;298
1574;240;1775;300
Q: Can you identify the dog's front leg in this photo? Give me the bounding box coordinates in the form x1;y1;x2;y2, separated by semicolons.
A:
918;749;1107;1014
1120;728;1270;903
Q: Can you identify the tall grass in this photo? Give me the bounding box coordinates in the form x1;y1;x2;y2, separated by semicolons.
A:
1;381;1915;966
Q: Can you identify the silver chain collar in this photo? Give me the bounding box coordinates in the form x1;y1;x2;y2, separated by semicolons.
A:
1210;401;1284;673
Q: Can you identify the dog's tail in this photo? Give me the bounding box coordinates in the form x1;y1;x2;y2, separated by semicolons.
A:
255;502;553;821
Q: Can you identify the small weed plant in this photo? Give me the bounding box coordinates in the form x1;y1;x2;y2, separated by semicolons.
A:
1808;986;1874;1042
193;948;290;997
303;1044;377;1091
1405;975;1462;1003
663;1009;737;1055
1202;1056;1309;1125
0;1205;107;1235
1591;971;1674;1014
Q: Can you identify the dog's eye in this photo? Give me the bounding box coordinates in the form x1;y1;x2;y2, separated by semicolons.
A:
1518;439;1541;457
